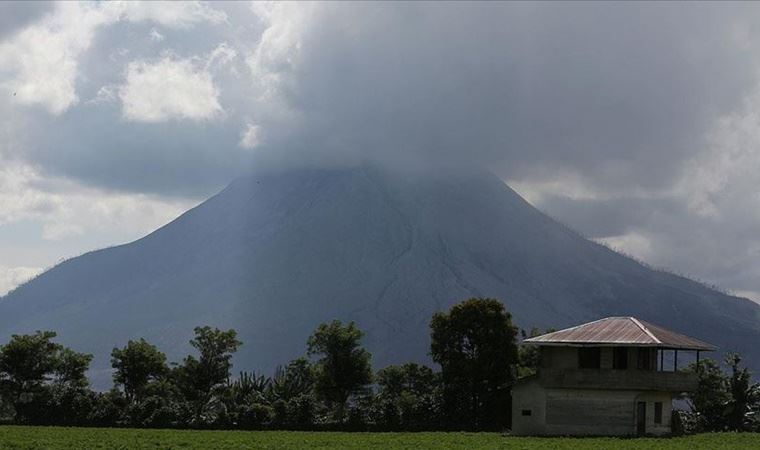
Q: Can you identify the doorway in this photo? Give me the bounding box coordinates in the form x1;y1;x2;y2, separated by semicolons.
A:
636;401;647;436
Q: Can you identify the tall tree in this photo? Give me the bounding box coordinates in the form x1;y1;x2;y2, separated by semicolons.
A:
688;358;730;431
725;353;760;432
111;339;168;403
307;320;372;423
430;298;518;430
174;326;242;424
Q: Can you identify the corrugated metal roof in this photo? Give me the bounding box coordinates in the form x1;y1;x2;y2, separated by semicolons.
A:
523;317;716;351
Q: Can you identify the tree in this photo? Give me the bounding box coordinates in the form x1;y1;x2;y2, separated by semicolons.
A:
111;339;169;403
517;327;553;378
270;358;316;428
725;353;760;432
0;331;94;424
375;363;441;430
174;326;242;425
430;298;518;430
687;359;730;431
307;320;372;423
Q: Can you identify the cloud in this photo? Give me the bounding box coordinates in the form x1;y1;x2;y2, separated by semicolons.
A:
119;53;224;122
239;123;261;149
115;1;227;28
0;2;113;114
0;159;194;243
4;2;760;303
149;28;165;43
0;1;227;115
0;266;43;297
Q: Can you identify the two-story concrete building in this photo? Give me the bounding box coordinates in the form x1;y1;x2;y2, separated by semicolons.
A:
511;316;715;436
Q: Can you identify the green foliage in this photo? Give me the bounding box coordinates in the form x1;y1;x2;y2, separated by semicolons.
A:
430;298;518;430
725;353;760;432
686;355;760;433
517;327;554;378
111;339;169;403
686;359;730;431
307;320;372;423
0;331;93;424
270;358;316;428
374;363;442;430
174;326;242;425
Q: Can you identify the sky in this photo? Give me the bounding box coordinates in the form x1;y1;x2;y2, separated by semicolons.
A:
2;1;760;303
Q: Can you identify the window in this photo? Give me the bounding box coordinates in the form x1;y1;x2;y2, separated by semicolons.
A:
654;402;663;424
613;347;628;370
578;347;601;369
521;409;532;416
638;348;653;370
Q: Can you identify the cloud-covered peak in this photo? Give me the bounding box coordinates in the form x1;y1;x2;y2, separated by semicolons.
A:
3;2;760;302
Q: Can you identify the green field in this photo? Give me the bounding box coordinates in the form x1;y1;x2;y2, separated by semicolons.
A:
0;427;758;449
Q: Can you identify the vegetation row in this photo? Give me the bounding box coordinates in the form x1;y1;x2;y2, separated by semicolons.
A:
0;298;757;433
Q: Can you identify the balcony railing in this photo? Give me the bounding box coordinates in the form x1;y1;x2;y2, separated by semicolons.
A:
538;368;698;392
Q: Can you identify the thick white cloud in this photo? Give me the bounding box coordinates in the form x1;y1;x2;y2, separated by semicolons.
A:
119;54;224;122
0;2;112;114
247;1;316;98
0;1;226;115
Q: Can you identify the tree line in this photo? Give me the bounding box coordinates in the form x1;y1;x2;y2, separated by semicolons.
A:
0;298;522;430
0;297;758;432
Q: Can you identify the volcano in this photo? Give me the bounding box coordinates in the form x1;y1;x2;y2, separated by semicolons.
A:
2;166;759;385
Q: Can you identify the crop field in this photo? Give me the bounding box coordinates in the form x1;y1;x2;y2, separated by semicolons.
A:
0;426;758;449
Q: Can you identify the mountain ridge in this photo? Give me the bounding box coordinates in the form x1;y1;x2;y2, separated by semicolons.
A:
2;166;759;386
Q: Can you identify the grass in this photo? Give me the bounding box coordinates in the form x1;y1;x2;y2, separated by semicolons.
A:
0;426;758;449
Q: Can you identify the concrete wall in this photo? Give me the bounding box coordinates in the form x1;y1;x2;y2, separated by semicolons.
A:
544;388;636;435
511;384;674;436
511;377;546;435
636;391;673;436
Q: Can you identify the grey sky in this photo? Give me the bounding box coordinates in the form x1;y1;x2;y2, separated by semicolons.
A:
1;1;760;302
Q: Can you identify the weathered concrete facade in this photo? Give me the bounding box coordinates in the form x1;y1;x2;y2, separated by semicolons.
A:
511;317;714;436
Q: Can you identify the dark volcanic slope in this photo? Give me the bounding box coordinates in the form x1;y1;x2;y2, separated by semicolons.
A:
1;166;759;385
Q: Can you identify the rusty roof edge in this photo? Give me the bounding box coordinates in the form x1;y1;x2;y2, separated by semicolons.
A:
523;316;616;343
637;319;718;352
523;316;718;351
629;317;661;344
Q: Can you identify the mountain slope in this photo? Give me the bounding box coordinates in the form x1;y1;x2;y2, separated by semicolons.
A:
2;166;759;386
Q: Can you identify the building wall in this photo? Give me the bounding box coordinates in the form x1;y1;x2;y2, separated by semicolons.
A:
511;378;546;435
512;384;673;436
636;391;672;435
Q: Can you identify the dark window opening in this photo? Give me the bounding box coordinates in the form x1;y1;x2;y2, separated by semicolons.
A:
654;402;663;424
521;409;532;416
613;347;628;370
638;348;653;370
578;347;601;369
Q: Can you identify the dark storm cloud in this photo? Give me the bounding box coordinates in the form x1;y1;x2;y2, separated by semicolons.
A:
254;3;760;194
7;2;760;199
